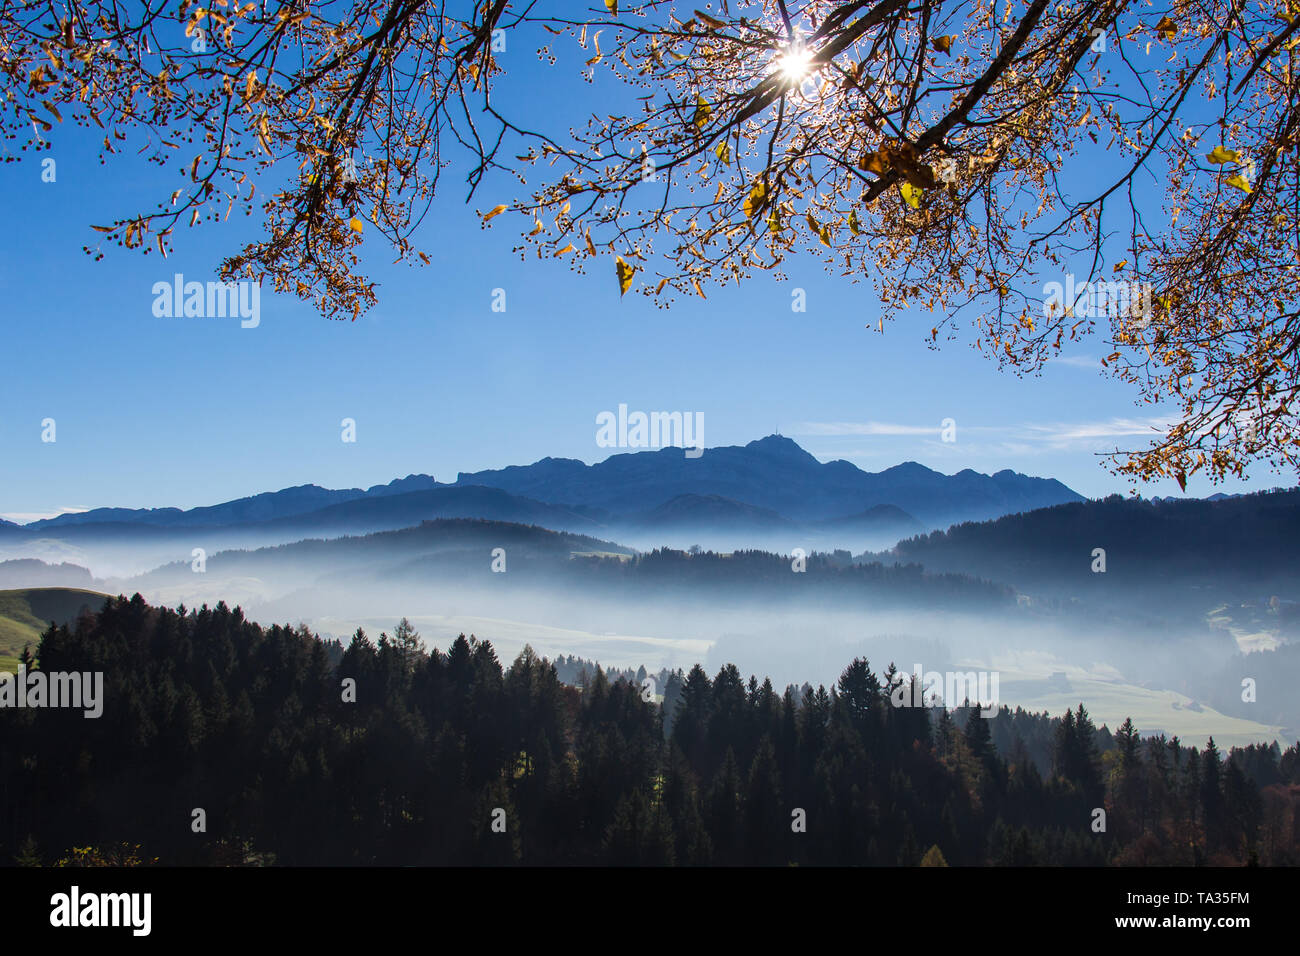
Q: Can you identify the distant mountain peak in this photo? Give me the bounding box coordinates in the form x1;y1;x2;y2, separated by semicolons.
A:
744;434;820;464
880;460;939;477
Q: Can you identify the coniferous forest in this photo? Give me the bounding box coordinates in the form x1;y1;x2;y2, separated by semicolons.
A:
2;594;1297;867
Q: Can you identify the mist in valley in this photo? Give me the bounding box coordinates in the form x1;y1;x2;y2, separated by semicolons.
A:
3;512;1283;750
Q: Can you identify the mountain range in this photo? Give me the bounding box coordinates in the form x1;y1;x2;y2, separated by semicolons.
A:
11;436;1082;544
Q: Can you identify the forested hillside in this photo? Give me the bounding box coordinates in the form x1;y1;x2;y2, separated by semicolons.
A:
2;595;1296;866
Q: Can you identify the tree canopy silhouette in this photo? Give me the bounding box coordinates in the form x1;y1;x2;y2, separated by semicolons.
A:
5;0;1299;481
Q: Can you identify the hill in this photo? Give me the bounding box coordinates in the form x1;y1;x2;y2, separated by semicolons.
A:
0;588;107;670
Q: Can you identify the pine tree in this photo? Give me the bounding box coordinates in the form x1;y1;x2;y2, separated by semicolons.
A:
919;844;949;866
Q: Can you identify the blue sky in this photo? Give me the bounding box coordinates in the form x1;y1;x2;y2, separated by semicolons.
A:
0;20;1283;521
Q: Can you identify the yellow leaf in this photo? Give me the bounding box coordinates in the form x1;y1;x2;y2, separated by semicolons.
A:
692;96;711;130
554;242;575;256
806;212;820;234
714;141;730;164
900;182;921;208
605;0;618;13
1112;259;1127;272
1155;15;1176;39
349;217;363;233
1205;145;1241;164
932;35;953;55
848;210;861;235
818;226;831;247
482;204;508;221
744;181;767;218
615;255;635;295
692;278;706;298
585;231;597;255
1225;173;1252;193
654;277;669;295
529;220;544;236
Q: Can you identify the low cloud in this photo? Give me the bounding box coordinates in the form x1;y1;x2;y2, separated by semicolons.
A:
792;416;1169;453
0;506;90;525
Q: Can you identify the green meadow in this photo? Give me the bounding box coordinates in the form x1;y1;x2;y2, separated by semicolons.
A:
0;588;106;672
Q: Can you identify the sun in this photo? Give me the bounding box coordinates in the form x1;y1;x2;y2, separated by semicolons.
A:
775;45;814;84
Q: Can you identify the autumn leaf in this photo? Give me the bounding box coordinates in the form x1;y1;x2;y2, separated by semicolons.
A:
1155;15;1177;39
615;255;635;295
349;217;363;233
859;151;887;175
900;182;922;208
605;0;617;13
482;204;508;221
932;35;954;55
848;210;861;235
1205;145;1241;164
692;96;711;131
1175;470;1187;492
1225;173;1252;193
714;141;730;164
744;180;767;218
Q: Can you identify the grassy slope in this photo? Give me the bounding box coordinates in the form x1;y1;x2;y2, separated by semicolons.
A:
0;588;106;671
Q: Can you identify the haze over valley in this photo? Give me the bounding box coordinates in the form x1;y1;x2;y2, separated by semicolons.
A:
3;436;1294;750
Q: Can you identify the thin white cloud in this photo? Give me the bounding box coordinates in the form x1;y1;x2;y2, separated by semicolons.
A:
1016;417;1168;443
0;506;89;524
791;421;939;436
792;416;1169;450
